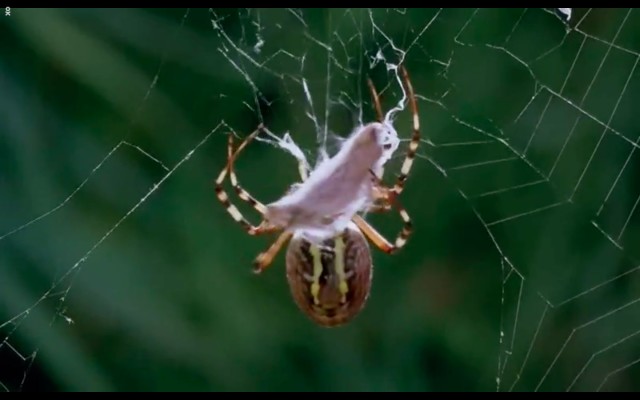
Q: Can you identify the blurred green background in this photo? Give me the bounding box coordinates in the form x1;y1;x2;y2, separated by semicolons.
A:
1;8;640;392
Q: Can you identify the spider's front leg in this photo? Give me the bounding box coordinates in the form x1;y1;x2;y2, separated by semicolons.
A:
368;65;421;197
354;170;414;253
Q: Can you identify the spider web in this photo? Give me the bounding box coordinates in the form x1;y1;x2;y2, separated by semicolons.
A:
1;8;640;391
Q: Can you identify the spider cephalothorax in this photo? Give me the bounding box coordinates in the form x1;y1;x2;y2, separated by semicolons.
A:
214;66;420;327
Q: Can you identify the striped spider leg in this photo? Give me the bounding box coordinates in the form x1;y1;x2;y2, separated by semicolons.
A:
352;64;421;254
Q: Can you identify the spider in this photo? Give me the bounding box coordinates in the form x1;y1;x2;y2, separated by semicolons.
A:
214;66;420;327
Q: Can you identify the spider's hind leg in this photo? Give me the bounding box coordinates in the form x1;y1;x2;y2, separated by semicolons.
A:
253;231;294;274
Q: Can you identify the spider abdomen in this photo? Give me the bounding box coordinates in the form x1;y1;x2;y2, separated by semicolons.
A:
285;223;373;327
